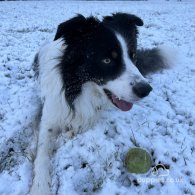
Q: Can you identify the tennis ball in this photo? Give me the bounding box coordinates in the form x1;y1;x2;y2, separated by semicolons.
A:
124;148;152;174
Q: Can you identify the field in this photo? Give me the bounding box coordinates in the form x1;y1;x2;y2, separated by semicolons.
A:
0;1;195;195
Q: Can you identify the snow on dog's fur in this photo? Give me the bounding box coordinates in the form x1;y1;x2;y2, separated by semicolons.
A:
30;13;169;195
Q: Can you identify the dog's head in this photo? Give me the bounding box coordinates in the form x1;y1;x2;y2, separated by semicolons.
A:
55;13;152;111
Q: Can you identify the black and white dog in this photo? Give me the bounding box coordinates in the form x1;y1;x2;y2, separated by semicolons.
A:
30;13;169;195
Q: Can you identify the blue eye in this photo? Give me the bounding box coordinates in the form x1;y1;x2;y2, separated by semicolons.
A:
102;58;111;64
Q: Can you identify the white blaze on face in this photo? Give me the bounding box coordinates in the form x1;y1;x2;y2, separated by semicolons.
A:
103;33;146;103
116;34;145;80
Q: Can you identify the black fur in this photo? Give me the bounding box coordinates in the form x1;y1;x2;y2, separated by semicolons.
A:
103;13;143;62
32;53;39;78
136;48;167;76
102;13;167;75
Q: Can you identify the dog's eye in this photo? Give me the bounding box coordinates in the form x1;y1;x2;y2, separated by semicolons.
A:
130;52;136;60
102;58;111;64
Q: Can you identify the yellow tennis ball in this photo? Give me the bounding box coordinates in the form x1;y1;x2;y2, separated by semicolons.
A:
125;148;152;174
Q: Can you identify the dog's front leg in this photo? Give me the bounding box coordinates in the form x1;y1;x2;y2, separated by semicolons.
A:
30;121;54;195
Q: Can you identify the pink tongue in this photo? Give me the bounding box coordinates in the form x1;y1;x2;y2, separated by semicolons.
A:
111;95;133;111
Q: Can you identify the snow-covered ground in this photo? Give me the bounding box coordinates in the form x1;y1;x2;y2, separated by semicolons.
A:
0;1;195;195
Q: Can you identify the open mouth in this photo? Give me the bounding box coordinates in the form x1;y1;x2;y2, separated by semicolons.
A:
104;89;133;111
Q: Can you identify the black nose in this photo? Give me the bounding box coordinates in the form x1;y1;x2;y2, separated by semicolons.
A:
132;82;152;98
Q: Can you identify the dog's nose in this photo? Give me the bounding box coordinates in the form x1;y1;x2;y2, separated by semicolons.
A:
132;82;152;98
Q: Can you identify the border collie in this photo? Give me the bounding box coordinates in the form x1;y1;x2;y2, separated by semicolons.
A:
30;13;169;195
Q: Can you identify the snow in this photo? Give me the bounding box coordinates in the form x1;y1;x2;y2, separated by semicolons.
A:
0;1;195;195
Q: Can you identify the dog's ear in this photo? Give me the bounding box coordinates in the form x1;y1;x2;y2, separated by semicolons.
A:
103;13;143;27
54;14;100;42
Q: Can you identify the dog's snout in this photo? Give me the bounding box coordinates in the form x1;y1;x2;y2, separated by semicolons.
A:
132;82;152;98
